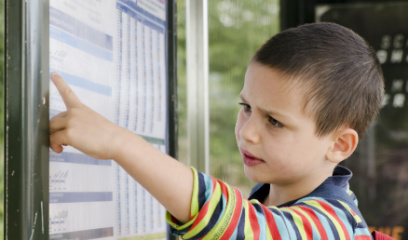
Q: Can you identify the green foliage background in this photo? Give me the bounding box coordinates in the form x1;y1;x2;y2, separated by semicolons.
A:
177;0;280;194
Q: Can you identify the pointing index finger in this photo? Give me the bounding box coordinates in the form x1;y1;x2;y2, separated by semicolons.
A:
51;72;82;109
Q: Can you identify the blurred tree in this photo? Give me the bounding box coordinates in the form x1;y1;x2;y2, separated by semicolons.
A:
176;0;188;165
208;0;279;192
177;0;280;194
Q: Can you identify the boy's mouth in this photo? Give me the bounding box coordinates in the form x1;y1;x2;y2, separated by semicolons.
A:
240;148;265;166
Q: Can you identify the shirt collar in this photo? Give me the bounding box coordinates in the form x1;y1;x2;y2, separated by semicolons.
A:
322;165;352;190
248;165;353;206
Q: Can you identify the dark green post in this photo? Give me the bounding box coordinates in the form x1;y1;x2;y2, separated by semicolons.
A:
4;0;49;239
167;0;178;239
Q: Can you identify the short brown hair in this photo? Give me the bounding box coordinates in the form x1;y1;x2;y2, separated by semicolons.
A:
252;22;384;138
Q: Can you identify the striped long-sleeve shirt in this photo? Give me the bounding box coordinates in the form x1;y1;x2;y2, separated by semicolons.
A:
166;166;372;239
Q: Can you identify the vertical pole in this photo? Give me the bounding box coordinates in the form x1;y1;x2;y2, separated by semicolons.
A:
167;0;178;162
186;0;209;174
4;0;49;239
4;1;26;238
167;0;178;239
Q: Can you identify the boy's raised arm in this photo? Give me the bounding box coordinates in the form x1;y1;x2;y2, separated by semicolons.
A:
49;72;194;223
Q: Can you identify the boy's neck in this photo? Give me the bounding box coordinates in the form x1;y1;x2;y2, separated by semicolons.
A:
263;168;334;206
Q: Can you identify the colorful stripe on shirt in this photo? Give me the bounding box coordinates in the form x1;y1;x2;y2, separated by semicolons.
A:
167;168;372;240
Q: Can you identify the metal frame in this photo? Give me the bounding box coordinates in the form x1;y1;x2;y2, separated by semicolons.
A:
4;0;50;239
167;0;178;172
186;0;209;174
166;0;178;239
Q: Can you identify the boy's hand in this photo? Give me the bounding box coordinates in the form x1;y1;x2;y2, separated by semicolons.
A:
50;73;194;223
49;72;124;159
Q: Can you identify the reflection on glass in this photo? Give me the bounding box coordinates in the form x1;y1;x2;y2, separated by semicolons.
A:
208;0;280;196
177;0;280;196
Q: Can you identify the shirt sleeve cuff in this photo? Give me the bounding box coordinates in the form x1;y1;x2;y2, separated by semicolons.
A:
165;167;200;234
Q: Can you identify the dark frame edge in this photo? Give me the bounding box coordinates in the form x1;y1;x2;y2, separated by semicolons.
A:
166;0;178;239
4;0;26;239
4;0;50;239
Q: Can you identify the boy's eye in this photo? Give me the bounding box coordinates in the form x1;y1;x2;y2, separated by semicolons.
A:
268;116;283;128
239;103;251;113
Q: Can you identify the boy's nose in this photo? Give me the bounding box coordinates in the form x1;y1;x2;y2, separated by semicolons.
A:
239;116;261;144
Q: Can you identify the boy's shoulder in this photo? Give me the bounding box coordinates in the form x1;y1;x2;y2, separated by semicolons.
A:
250;165;353;204
249;165;367;225
250;165;372;238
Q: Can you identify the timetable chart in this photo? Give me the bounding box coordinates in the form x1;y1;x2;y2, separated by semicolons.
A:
49;0;169;239
114;144;167;238
115;1;167;139
113;2;167;237
49;0;117;238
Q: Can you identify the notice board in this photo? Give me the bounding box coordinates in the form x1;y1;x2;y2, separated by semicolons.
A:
4;0;177;239
49;0;174;239
316;2;408;239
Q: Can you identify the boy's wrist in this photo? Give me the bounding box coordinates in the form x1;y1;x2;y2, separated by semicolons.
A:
109;126;143;162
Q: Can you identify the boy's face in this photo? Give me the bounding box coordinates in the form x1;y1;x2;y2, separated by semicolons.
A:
235;63;335;185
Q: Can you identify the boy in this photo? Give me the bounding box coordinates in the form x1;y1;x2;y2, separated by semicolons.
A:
50;22;384;239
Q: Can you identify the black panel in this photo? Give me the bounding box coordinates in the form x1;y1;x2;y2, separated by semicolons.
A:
318;2;408;239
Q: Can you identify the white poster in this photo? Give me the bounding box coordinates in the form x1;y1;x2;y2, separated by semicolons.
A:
49;0;168;239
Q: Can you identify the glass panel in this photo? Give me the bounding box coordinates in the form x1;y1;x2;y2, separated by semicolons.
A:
176;1;188;166
208;0;279;196
177;0;280;196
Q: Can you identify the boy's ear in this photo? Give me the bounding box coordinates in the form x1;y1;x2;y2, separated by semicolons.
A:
325;128;359;164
